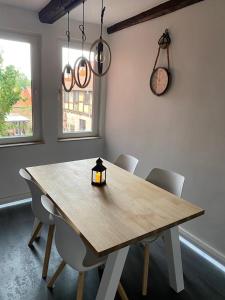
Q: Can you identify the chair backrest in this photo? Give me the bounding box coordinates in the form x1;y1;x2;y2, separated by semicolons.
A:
19;168;53;224
146;168;185;197
114;154;139;174
41;195;88;272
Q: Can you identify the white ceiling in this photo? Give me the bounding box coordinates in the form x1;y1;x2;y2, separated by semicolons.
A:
0;0;166;26
0;0;50;11
70;0;166;26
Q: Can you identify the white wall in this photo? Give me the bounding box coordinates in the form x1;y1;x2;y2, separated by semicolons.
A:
104;0;225;262
0;4;104;203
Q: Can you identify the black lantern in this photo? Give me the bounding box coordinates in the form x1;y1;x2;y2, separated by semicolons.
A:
92;158;106;186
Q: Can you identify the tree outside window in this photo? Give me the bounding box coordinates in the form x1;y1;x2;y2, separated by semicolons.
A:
0;38;32;138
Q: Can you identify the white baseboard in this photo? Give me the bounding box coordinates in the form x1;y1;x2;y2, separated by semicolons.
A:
0;192;31;205
179;226;225;266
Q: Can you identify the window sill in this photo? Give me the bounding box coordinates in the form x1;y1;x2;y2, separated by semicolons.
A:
0;140;44;148
57;136;102;142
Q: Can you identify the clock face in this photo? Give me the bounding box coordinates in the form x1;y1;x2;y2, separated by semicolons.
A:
150;67;170;96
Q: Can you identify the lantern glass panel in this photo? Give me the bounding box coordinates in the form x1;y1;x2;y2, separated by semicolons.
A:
92;170;106;185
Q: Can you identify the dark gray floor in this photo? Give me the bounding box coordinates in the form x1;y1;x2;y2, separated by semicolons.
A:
0;201;225;300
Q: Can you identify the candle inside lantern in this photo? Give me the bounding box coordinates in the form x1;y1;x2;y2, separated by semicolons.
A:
96;172;101;183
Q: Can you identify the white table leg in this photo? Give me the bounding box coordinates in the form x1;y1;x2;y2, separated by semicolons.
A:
163;226;184;293
96;246;130;300
32;217;41;238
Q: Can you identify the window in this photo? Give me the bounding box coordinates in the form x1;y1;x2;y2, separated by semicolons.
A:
0;32;40;144
59;45;99;138
79;119;86;131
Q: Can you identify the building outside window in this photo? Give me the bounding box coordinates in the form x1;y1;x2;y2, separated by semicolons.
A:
79;119;86;131
60;46;99;138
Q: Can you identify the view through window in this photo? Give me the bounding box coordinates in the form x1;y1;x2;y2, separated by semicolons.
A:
62;47;94;134
0;38;32;139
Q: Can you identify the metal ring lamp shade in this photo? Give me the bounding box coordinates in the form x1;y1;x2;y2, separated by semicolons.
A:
74;56;92;88
89;38;112;77
74;0;92;89
62;64;74;93
89;0;111;77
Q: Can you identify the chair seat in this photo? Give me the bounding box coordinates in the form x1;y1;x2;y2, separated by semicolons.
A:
38;197;58;225
83;247;107;268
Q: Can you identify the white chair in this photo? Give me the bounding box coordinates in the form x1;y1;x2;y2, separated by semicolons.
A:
41;195;128;300
19;168;56;279
141;168;185;296
114;154;139;174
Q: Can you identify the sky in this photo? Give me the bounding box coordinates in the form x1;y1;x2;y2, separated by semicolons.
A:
0;40;93;79
0;38;31;79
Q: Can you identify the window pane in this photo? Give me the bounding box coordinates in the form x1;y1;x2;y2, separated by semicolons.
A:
0;39;32;138
62;47;94;134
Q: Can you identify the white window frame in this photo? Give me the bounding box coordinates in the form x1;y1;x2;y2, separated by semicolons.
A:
58;40;100;139
0;31;41;145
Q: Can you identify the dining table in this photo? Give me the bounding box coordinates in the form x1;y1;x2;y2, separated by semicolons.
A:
26;158;204;300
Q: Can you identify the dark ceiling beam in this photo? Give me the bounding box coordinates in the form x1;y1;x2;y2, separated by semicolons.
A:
107;0;204;34
39;0;86;24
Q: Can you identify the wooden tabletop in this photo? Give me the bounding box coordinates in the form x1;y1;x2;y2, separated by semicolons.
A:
27;158;204;256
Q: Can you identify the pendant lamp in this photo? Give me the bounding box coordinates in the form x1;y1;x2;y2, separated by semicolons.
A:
74;0;92;89
89;0;111;77
62;12;75;93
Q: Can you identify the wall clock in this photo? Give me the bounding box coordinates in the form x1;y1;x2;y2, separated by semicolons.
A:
150;67;170;96
150;29;171;96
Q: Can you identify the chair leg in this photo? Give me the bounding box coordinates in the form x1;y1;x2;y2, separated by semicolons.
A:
142;244;150;296
32;217;42;240
76;272;85;300
118;282;129;300
47;260;66;288
28;222;42;247
42;225;55;279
